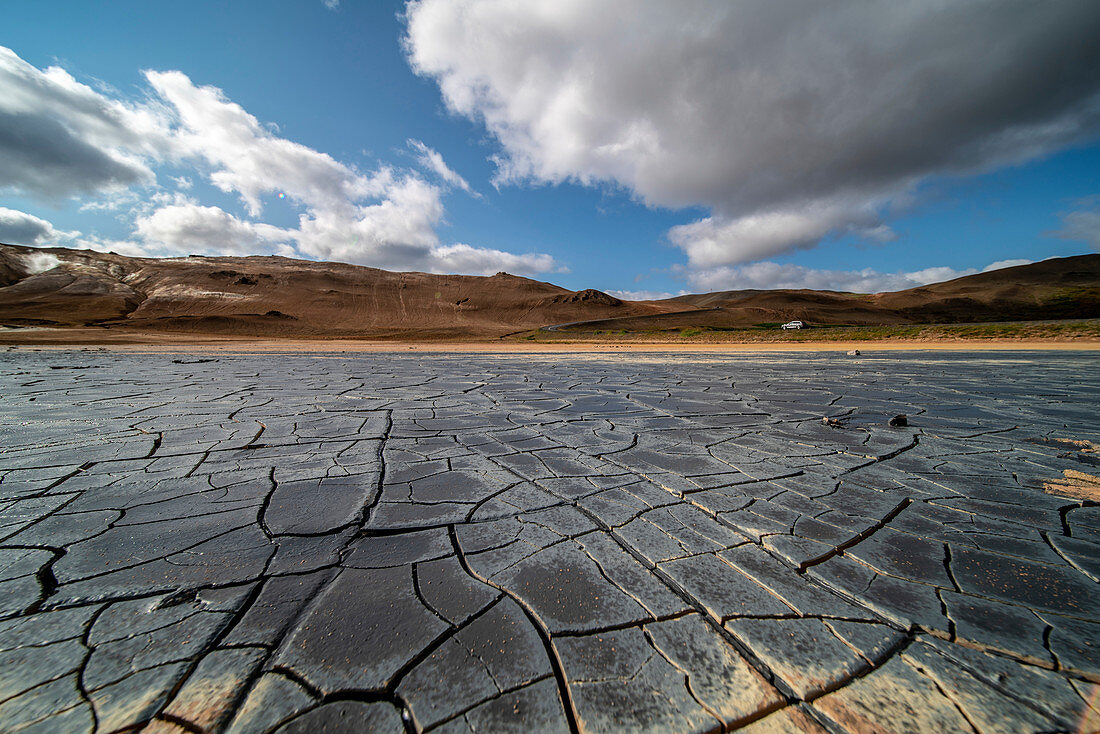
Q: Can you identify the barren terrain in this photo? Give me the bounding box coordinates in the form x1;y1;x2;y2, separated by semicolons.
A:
2;245;1098;345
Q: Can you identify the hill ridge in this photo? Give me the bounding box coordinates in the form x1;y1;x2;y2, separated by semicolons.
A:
1;244;1097;338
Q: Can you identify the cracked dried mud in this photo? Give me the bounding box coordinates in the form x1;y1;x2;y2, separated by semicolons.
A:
1;349;1098;733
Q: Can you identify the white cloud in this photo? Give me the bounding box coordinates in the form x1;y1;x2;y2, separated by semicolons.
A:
323;0;339;8
1050;207;1100;249
408;139;476;196
668;200;896;268
134;202;294;256
78;189;141;213
684;258;1035;294
0;207;62;246
0;47;560;277
0;47;172;199
428;243;561;276
405;1;1100;264
606;289;679;301
145;70;381;217
136;70;557;274
982;258;1033;272
71;235;153;259
291;175;444;269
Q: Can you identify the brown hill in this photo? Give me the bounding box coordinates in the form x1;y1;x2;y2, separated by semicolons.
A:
0;244;676;339
872;255;1100;322
554;255;1100;333
1;244;1097;340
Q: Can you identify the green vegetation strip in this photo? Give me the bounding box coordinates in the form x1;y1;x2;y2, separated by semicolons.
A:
517;320;1100;344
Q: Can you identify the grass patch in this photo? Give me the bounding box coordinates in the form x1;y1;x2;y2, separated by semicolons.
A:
514;319;1100;344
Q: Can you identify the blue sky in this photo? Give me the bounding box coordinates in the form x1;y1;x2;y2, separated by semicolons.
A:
2;0;1099;297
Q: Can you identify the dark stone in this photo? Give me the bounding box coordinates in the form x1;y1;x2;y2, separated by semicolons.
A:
901;642;1062;732
719;544;876;619
814;655;980;733
844;528;953;587
1044;614;1100;677
266;530;353;576
88;662;191;732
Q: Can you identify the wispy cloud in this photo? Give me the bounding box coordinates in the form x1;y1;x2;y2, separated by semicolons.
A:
683;258;1035;294
1049;204;1100;250
408;139;478;197
606;289;680;301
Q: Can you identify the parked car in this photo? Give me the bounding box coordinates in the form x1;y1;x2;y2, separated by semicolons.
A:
781;320;804;330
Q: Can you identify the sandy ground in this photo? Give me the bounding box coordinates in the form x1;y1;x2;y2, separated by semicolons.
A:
2;329;1099;354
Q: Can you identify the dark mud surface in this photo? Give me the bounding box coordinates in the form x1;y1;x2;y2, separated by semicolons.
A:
1;350;1098;733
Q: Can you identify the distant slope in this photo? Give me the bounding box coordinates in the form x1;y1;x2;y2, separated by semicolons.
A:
1;244;1097;339
872;255;1100;322
0;244;675;338
559;255;1100;333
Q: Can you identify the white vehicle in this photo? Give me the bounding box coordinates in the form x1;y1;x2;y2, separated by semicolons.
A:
781;320;804;330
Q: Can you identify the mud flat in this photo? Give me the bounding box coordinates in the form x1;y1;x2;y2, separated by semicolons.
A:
1;350;1098;732
2;328;1100;353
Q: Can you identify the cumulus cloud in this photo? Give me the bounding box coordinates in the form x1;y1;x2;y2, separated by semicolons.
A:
668;201;896;269
428;243;561;276
0;207;62;246
0;47;559;276
686;259;1035;294
136;70;557;273
405;1;1100;265
134;202;295;256
145;70;385;217
0;47;171;199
